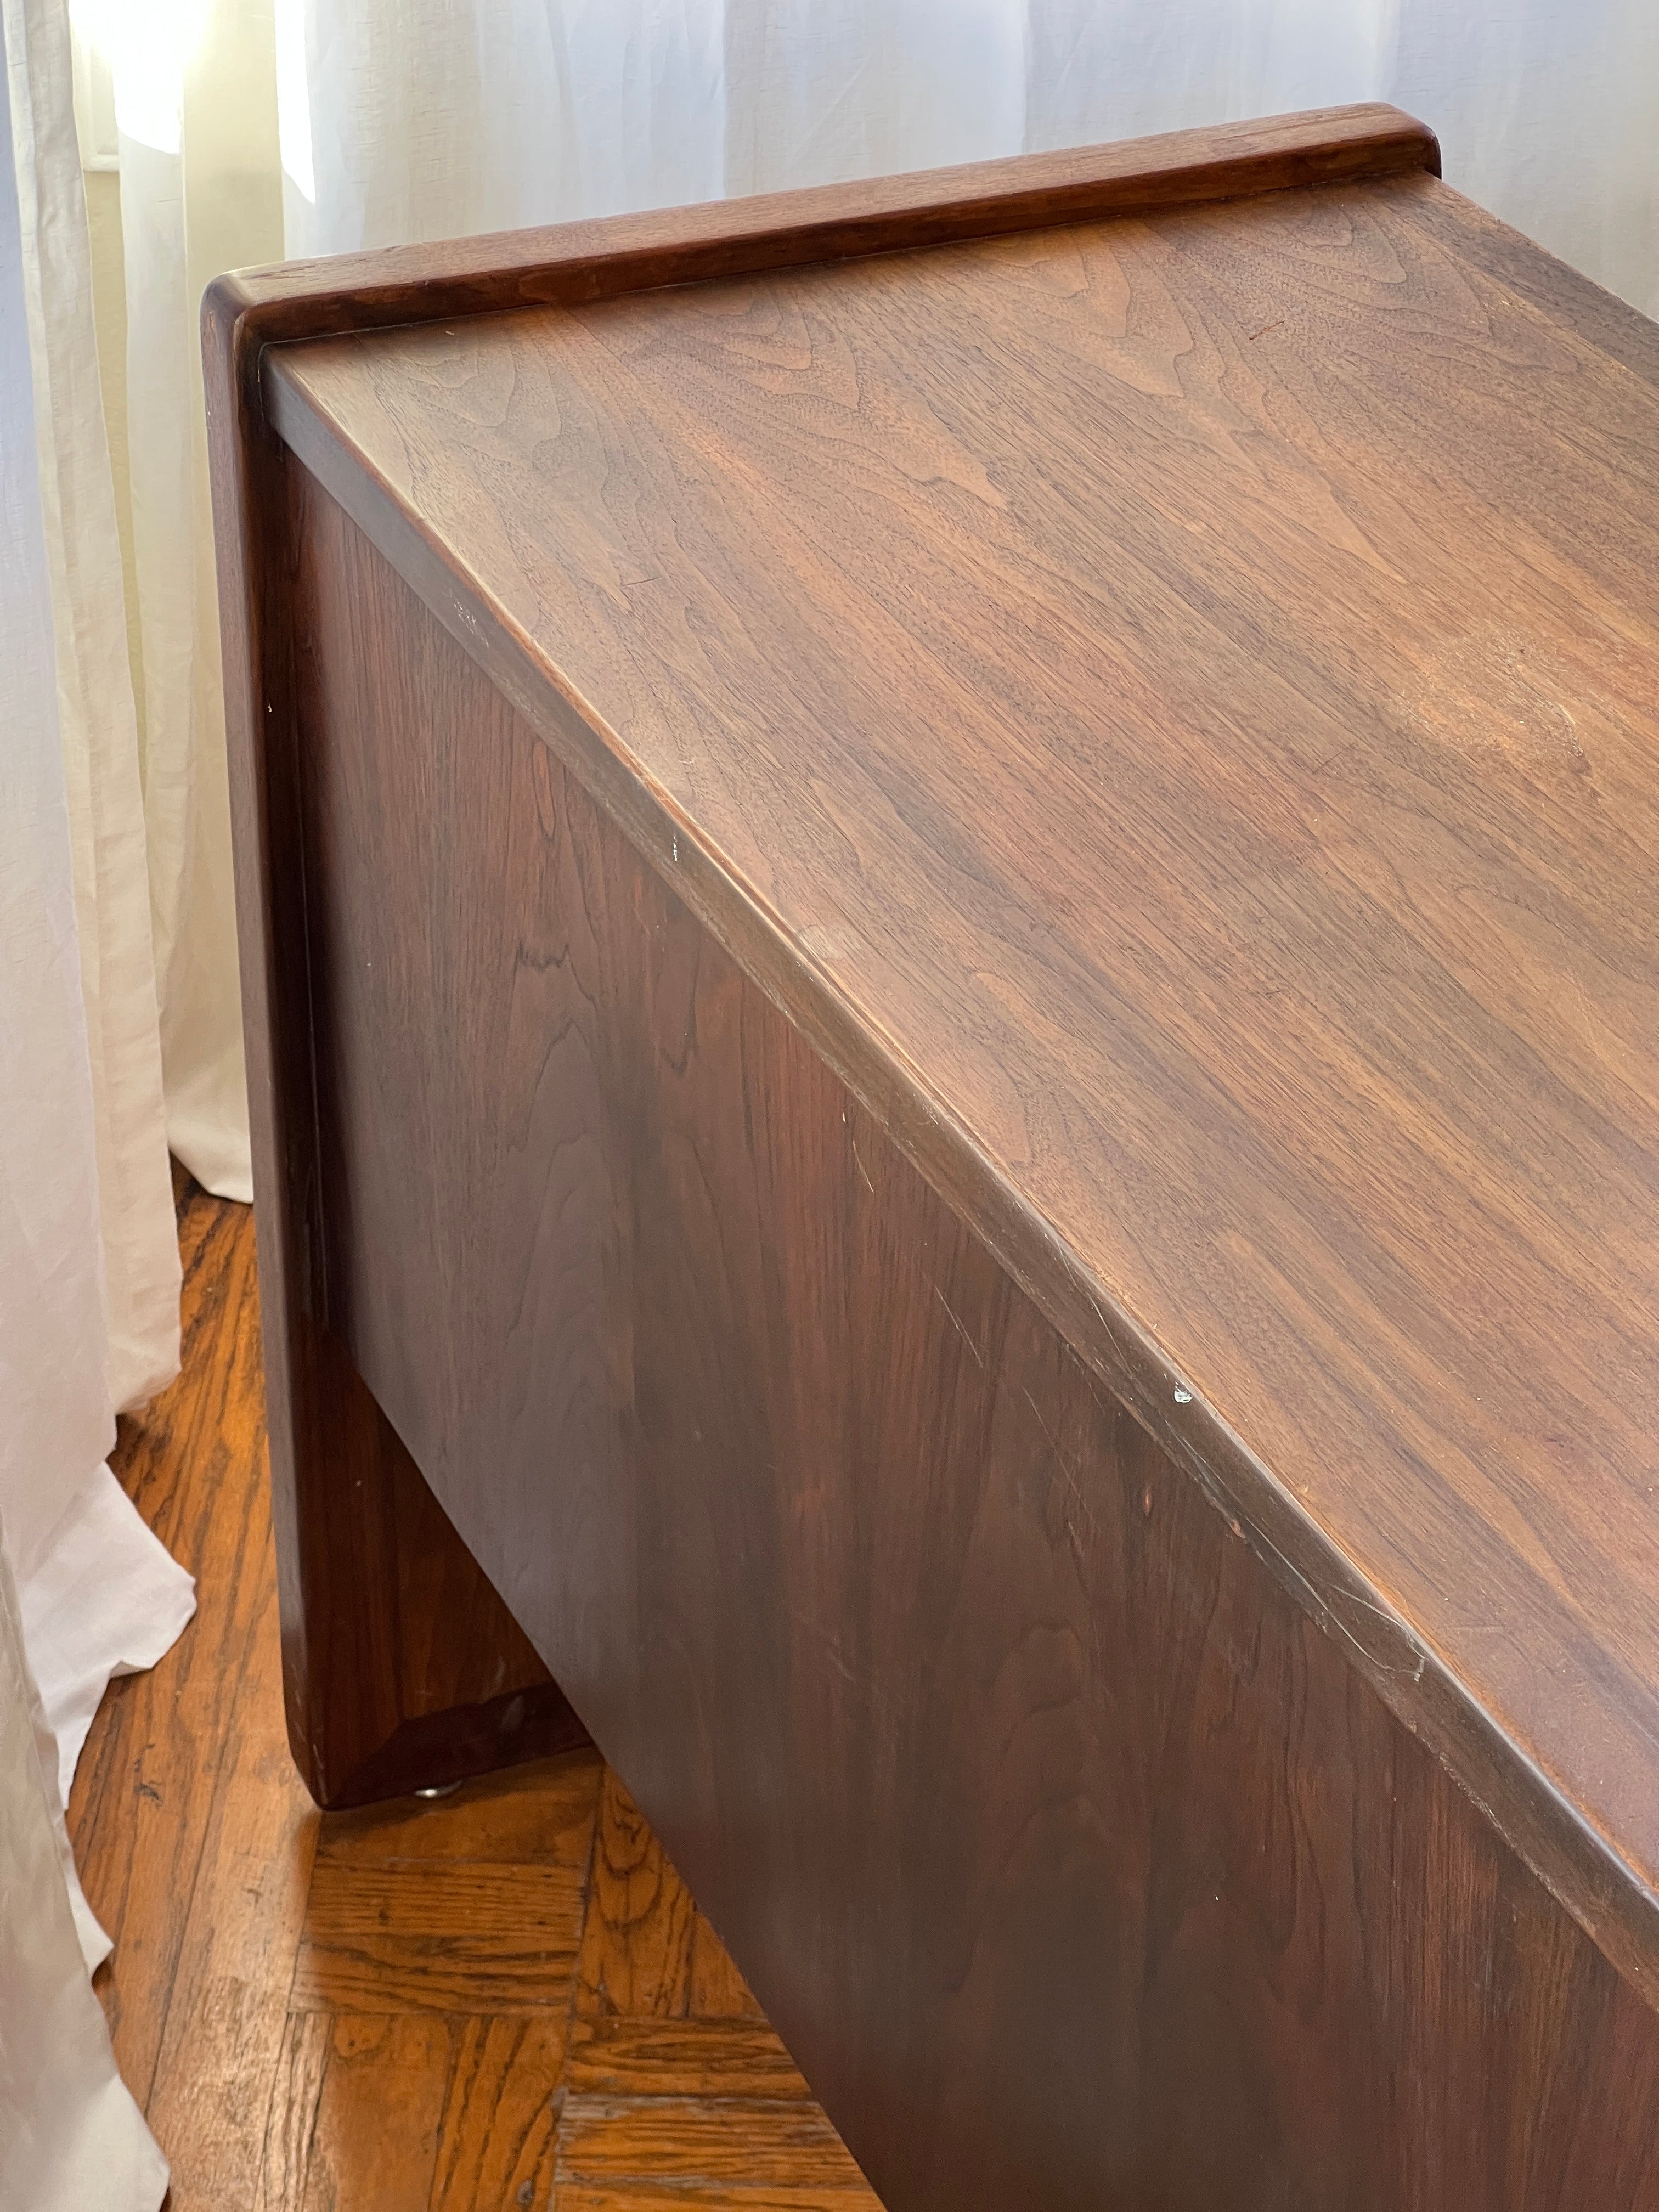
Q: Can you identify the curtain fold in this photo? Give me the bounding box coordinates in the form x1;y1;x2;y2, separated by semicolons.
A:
0;1531;170;2212
4;0;178;1404
112;0;282;1203
4;0;192;2199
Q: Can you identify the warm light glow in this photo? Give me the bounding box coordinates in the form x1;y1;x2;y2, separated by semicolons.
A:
69;0;211;156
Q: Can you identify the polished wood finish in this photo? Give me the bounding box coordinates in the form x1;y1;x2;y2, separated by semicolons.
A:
70;1176;879;2211
204;107;1659;2204
207;103;1435;347
279;475;1659;2208
200;101;1437;1807
264;143;1659;1982
203;241;586;1805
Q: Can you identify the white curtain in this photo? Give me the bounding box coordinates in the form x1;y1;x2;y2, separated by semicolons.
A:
3;0;191;2201
0;1542;168;2209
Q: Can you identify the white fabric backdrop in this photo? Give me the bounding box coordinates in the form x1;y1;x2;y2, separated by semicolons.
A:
0;1537;170;2212
75;0;1659;1209
3;0;191;2200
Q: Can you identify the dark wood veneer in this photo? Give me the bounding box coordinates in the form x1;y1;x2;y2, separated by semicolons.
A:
290;470;1659;2209
205;105;1659;2203
202;100;1437;1813
211;103;1435;346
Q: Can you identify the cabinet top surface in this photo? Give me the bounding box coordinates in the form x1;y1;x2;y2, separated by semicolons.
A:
270;165;1659;1931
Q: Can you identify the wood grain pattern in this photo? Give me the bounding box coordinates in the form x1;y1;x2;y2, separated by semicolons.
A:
574;1771;704;2022
259;2012;334;2210
261;160;1659;1995
568;1771;800;2098
565;2021;811;2102
140;1571;319;2205
279;477;1659;2207
292;1857;589;2013
200;103;1435;1829
74;1177;873;2212
295;2015;455;2209
207;104;1435;348
428;2017;569;2211
551;2099;876;2211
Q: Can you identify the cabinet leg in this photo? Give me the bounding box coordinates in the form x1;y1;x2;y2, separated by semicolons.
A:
272;1323;589;1809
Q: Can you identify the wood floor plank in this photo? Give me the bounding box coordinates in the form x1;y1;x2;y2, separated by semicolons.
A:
294;1854;589;2013
565;2018;811;2101
574;1769;700;2019
138;1516;321;2208
554;2190;874;2212
258;2011;332;2210
429;2016;569;2211
552;2097;879;2209
298;2014;454;2211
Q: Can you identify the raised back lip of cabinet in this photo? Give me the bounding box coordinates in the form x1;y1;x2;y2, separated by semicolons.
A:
202;103;1659;2011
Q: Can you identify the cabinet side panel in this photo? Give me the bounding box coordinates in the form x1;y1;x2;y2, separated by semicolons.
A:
291;466;1659;2210
219;429;584;1810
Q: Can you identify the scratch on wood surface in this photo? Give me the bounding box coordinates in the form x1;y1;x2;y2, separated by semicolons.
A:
932;1280;984;1367
1022;1385;1099;1548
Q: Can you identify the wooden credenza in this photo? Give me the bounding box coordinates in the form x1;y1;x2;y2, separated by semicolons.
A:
206;105;1659;2207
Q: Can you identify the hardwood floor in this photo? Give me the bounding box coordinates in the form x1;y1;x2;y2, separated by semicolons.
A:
67;1170;882;2211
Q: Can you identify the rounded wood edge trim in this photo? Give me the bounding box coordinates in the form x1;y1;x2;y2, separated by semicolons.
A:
201;103;1439;368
